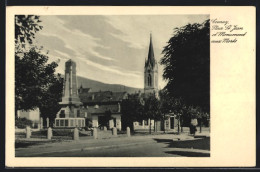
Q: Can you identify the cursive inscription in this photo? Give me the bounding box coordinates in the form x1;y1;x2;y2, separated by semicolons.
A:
211;18;247;44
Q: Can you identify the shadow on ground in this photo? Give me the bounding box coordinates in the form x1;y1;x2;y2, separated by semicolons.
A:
153;137;210;151
15;141;43;148
153;137;210;157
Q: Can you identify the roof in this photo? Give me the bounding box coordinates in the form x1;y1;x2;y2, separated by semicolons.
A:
79;88;91;93
86;104;120;114
79;91;128;103
145;34;156;68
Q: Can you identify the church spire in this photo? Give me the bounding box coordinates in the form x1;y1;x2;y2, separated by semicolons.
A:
146;33;155;68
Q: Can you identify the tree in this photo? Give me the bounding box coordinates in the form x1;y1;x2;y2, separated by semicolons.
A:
158;90;171;133
143;95;161;134
15;15;42;52
15;15;63;122
38;74;63;126
15;48;59;116
121;94;144;130
160;19;210;113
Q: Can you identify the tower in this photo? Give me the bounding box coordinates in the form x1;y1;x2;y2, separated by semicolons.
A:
55;59;85;128
144;34;158;97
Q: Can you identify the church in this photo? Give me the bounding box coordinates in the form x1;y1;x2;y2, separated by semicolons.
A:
132;34;178;131
54;34;177;131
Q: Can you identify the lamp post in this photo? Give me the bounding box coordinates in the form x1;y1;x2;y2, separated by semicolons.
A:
178;113;180;134
206;113;210;132
199;112;202;133
177;113;182;135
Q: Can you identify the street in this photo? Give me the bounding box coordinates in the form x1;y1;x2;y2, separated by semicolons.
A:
16;133;210;157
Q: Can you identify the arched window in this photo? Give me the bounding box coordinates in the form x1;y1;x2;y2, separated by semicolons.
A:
148;74;152;86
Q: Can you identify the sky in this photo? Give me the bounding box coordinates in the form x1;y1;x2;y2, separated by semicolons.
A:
34;15;209;89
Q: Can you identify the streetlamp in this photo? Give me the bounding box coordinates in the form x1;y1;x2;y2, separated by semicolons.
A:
199;112;202;133
177;113;180;134
173;113;181;135
206;113;210;132
177;113;182;135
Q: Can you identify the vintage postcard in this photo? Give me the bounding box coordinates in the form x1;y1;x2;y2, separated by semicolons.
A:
6;6;255;167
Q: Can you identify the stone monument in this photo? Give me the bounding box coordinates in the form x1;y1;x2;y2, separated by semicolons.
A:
54;59;85;128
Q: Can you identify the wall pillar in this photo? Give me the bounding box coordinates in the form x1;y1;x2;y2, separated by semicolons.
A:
26;126;31;139
112;127;117;136
127;127;131;137
46;117;49;128
47;127;52;139
40;117;43;129
73;128;79;141
93;128;98;139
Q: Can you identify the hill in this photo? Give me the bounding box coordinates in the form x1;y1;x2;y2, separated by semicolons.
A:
76;76;143;94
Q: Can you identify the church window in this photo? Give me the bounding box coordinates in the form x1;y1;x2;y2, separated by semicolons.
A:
148;74;152;86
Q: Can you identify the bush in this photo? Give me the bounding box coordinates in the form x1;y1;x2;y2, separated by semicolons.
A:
15;117;33;128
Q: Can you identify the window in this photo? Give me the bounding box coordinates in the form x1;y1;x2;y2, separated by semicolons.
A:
60;110;65;118
60;120;64;127
70;120;74;127
65;120;68;126
148;74;152;86
77;110;80;117
56;120;60;127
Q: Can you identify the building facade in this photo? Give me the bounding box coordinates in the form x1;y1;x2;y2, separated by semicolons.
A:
78;86;127;131
17;108;40;123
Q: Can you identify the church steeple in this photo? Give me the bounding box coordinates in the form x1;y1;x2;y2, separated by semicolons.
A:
145;33;156;68
144;33;158;97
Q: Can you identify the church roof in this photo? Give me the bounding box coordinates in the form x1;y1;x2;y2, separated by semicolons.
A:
145;34;156;68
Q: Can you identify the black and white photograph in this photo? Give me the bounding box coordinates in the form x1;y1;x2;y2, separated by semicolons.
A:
6;6;255;167
14;14;210;157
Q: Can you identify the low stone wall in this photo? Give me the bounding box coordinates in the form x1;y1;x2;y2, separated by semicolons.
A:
15;126;135;141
